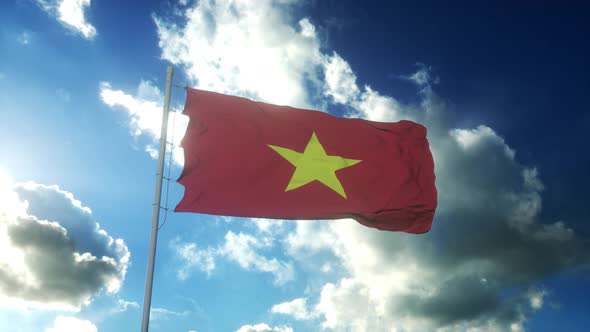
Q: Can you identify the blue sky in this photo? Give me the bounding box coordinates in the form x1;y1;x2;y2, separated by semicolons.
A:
1;1;589;331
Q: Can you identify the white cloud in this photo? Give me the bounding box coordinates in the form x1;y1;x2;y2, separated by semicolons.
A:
0;168;129;311
57;0;96;38
45;316;97;332
528;289;546;310
154;0;324;109
99;80;188;165
171;231;294;286
171;239;216;280
353;86;406;122
250;218;286;235
284;220;337;255
216;216;233;223
451;125;515;159
292;222;533;331
403;63;439;86
99;81;162;138
104;1;326;165
36;0;97;39
235;323;293;332
145;145;159;159
116;299;140;312
220;231;294;285
150;307;190;321
316;277;398;331
271;297;316;320
323;52;360;104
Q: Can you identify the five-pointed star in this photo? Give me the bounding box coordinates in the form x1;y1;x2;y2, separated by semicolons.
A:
268;132;362;198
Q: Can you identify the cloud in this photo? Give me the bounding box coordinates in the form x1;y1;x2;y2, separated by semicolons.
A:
402;63;440;86
528;289;546;310
36;0;97;39
172;231;294;285
220;231;294;285
153;0;324;109
235;323;293;332
170;239;216;280
0;168;129;311
271;297;316;320
279;60;590;329
280;64;590;329
284;221;544;331
110;0;589;330
323;52;360;104
106;0;325;163
45;316;97;332
250;218;287;235
150;307;190;321
116;299;140;312
99;81;188;166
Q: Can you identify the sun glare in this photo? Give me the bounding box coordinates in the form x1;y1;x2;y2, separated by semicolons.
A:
0;167;28;219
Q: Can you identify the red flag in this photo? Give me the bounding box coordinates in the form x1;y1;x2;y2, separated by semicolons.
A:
175;88;437;233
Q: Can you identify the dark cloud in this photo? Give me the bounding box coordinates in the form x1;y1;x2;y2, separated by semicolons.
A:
284;67;590;331
0;182;129;310
403;276;509;326
15;184;114;259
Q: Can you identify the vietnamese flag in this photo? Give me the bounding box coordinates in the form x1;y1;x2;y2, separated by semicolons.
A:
175;88;437;233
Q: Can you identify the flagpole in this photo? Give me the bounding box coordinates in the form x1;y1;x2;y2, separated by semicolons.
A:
141;65;174;332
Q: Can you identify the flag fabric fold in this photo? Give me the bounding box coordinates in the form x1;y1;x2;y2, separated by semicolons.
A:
175;88;437;233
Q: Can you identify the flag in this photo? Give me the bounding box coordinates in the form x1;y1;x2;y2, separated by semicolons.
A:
175;88;437;233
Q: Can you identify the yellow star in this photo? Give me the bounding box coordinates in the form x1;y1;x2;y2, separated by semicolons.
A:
268;132;362;198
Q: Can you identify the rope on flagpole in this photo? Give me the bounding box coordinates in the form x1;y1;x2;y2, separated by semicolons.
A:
158;109;178;230
156;85;186;230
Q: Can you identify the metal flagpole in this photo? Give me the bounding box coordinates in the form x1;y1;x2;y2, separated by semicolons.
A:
141;65;174;332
